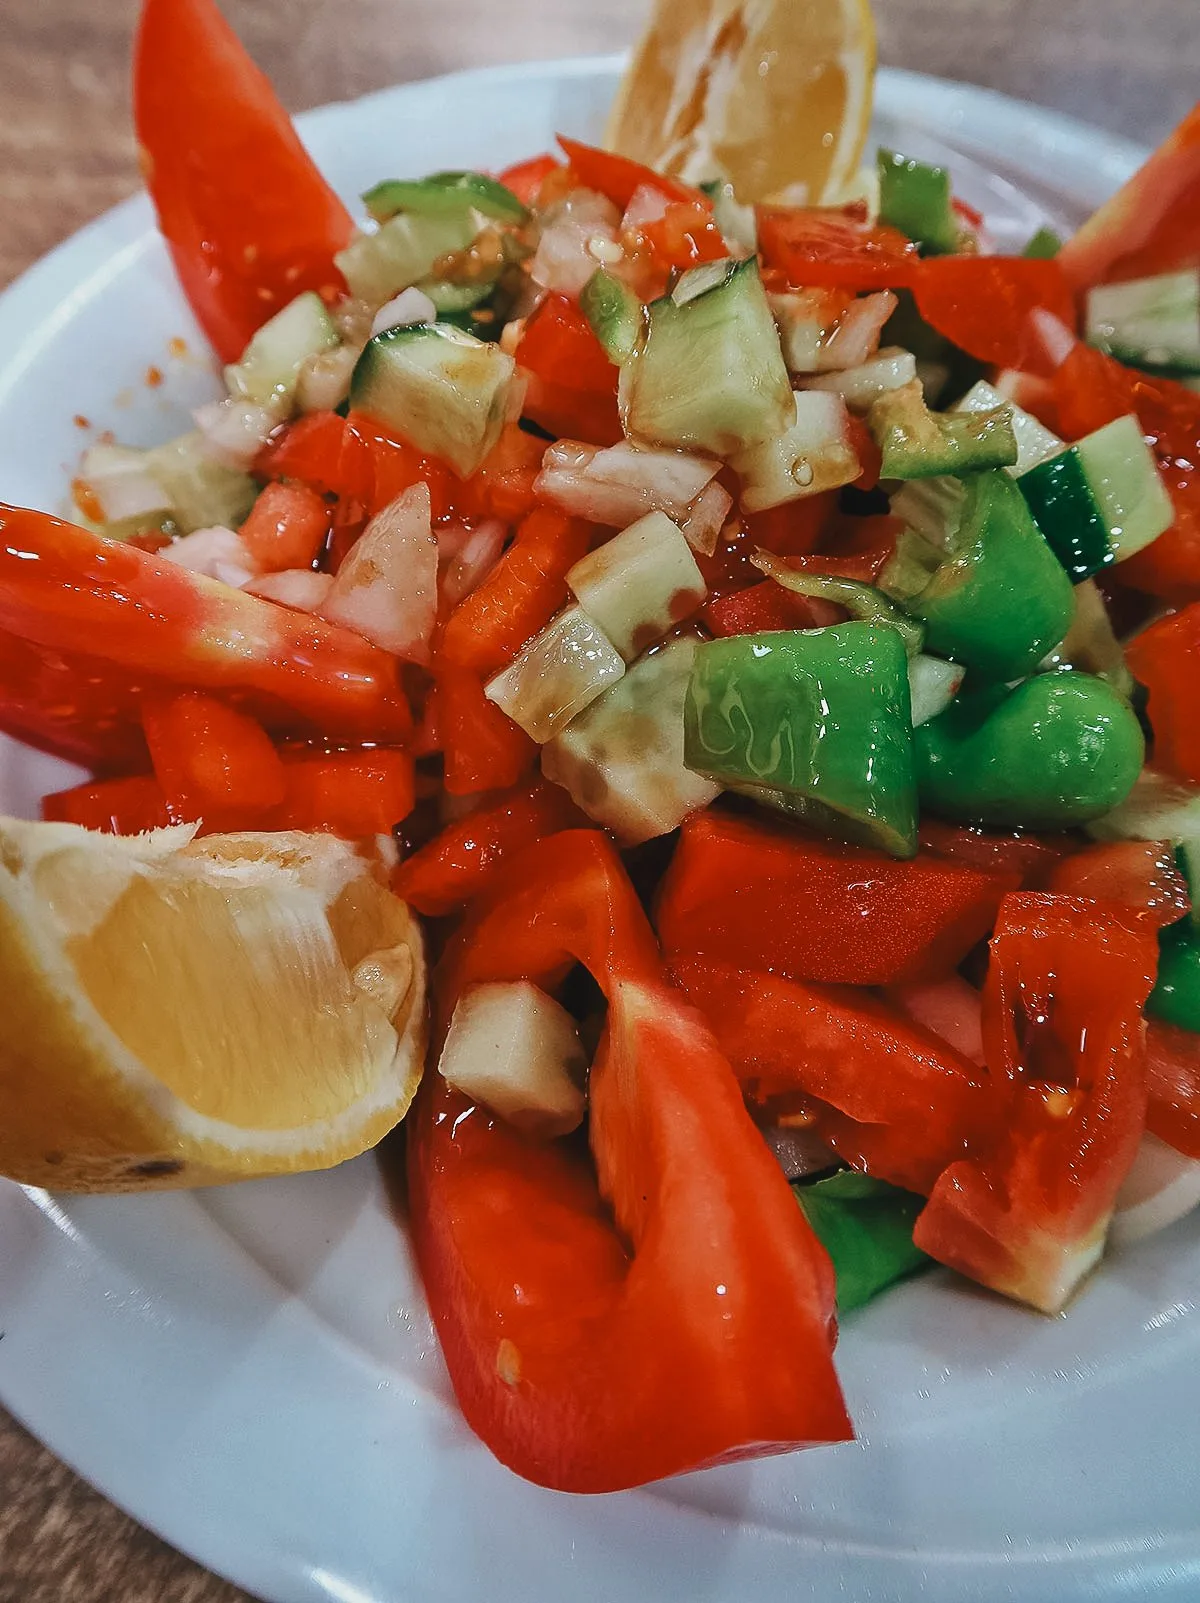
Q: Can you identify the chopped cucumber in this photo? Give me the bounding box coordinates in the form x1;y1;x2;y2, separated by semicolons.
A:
801;347;918;410
731;391;860;512
908;654;965;726
869;380;1018;479
621;257;793;456
226;291;339;411
672;260;736;306
580;269;643;365
700;178;758;252
485;605;625;743
418;279;495;315
145;432;257;533
350;323;516;478
877;149;959;255
1087;271;1200;374
363;171;528;227
953;379;1064;476
566;510;707;661
438;981;586;1138
1017;414;1174;581
336;211;479;307
541;637;720;844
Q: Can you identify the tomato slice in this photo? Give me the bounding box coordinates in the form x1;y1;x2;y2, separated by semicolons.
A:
410;832;851;1491
555;136;698;210
436;668;537;796
515;295;623;445
913;893;1157;1311
497;153;562;207
142;690;286;817
757;207;920;290
911;256;1076;372
134;0;353;361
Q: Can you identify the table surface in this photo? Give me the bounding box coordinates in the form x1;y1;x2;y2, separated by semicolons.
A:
1;0;1197;1597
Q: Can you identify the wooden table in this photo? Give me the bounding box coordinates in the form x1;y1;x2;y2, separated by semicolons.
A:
0;1;1195;1597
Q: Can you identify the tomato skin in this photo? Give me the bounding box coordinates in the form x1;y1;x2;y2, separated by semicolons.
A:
514;296;623;445
410;832;851;1492
134;0;352;362
918;819;1076;887
911;256;1076;371
497;153;562;206
43;773;184;833
1046;840;1190;930
436;668;537;796
657;809;1018;987
555;136;698;210
1145;1019;1200;1159
1128;611;1200;784
913;893;1158;1312
240;482;331;573
757;207;920;290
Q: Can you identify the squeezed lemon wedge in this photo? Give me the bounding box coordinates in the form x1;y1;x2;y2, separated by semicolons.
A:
606;0;877;206
0;819;425;1191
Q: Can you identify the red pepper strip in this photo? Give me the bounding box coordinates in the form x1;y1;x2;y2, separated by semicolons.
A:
394;777;584;916
670;957;991;1197
440;507;593;677
1145;1020;1200;1159
1128;613;1200;785
1046;840;1190;929
134;0;352;362
555;136;698;210
1051;345;1200;604
1058;103;1200;291
44;747;415;839
757;208;921;291
239;482;331;574
913;894;1158;1312
918;818;1076;888
142;690;286;817
701;581;824;638
412;831;850;1491
515;295;623;445
497;153;562;207
437;668;537;796
911;256;1076;373
0;505;412;746
0;626;151;769
657;809;1018;987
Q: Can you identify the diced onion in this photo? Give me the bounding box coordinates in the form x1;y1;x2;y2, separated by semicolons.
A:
536;438;719;527
78;444;171;523
679;480;732;556
193;397;282;470
531;189;621;299
160;525;259;587
243;569;335;613
1111;1134;1200;1246
371;287;438;336
318;484;438;662
438;519;507;610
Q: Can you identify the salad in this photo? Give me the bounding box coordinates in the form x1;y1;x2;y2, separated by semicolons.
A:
2;0;1200;1499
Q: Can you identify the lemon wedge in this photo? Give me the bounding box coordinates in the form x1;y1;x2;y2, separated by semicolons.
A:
0;819;425;1192
606;0;877;206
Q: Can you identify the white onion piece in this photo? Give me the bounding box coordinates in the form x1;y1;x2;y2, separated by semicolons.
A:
371;287;438;336
679;480;732;556
79;444;171;523
821;290;897;371
622;183;671;232
318;483;438;662
193;397;281;470
243;568;335;614
296;344;361;415
1029;308;1078;371
536;438;720;526
439;981;587;1138
439;519;507;610
890;976;985;1067
1111;1134;1200;1246
160;525;259;586
531;189;621;299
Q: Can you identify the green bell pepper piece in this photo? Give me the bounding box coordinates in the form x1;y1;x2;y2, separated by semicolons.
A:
793;1170;931;1312
1023;225;1063;260
869;381;1018;480
684;623;918;857
1148;919;1200;1033
882;470;1075;681
914;671;1145;829
877;149;960;255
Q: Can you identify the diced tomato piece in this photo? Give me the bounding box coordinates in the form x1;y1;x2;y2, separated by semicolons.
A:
458;423;545;523
919;818;1076;887
440;507;592;676
42;773;184;834
1127;610;1200;782
632;200;727;283
497;153;562;207
657;809;1019;987
701;581;823;637
914;893;1157;1311
757;207;920;291
394;777;584;915
1046;839;1190;929
1145;1019;1200;1159
438;668;537;796
555;136;698;210
134;0;352;361
142;690;287;818
911;256;1076;372
272;747;415;835
740;490;838;560
257;410;348;494
515;295;623;445
240;482;331;573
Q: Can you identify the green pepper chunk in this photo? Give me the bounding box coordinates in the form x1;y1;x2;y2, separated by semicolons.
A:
1023;225;1063;260
684;624;918;857
882;470;1075;680
793;1170;931;1312
869;381;1018;480
877;149;960;255
914;671;1145;829
1148;920;1200;1032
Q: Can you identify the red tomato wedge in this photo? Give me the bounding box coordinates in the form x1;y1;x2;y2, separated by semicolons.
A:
410;831;851;1492
1046;840;1190;929
757;208;920;290
134;0;353;362
1058;102;1200;291
657;810;1018;987
1127;609;1200;785
497;153;562;206
555;136;698;210
0;505;412;755
911;256;1076;372
913;894;1157;1312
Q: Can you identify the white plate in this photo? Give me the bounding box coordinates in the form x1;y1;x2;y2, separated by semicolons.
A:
1;57;1196;1603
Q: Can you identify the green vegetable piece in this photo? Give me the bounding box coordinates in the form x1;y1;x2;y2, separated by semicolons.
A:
915;671;1145;829
581;269;643;365
751;550;925;655
1148;919;1200;1033
883;470;1075;680
877;149;960;255
1023;226;1063;260
793;1170;931;1312
363;171;528;226
1087;270;1200;374
684;623;918;857
868;380;1018;480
